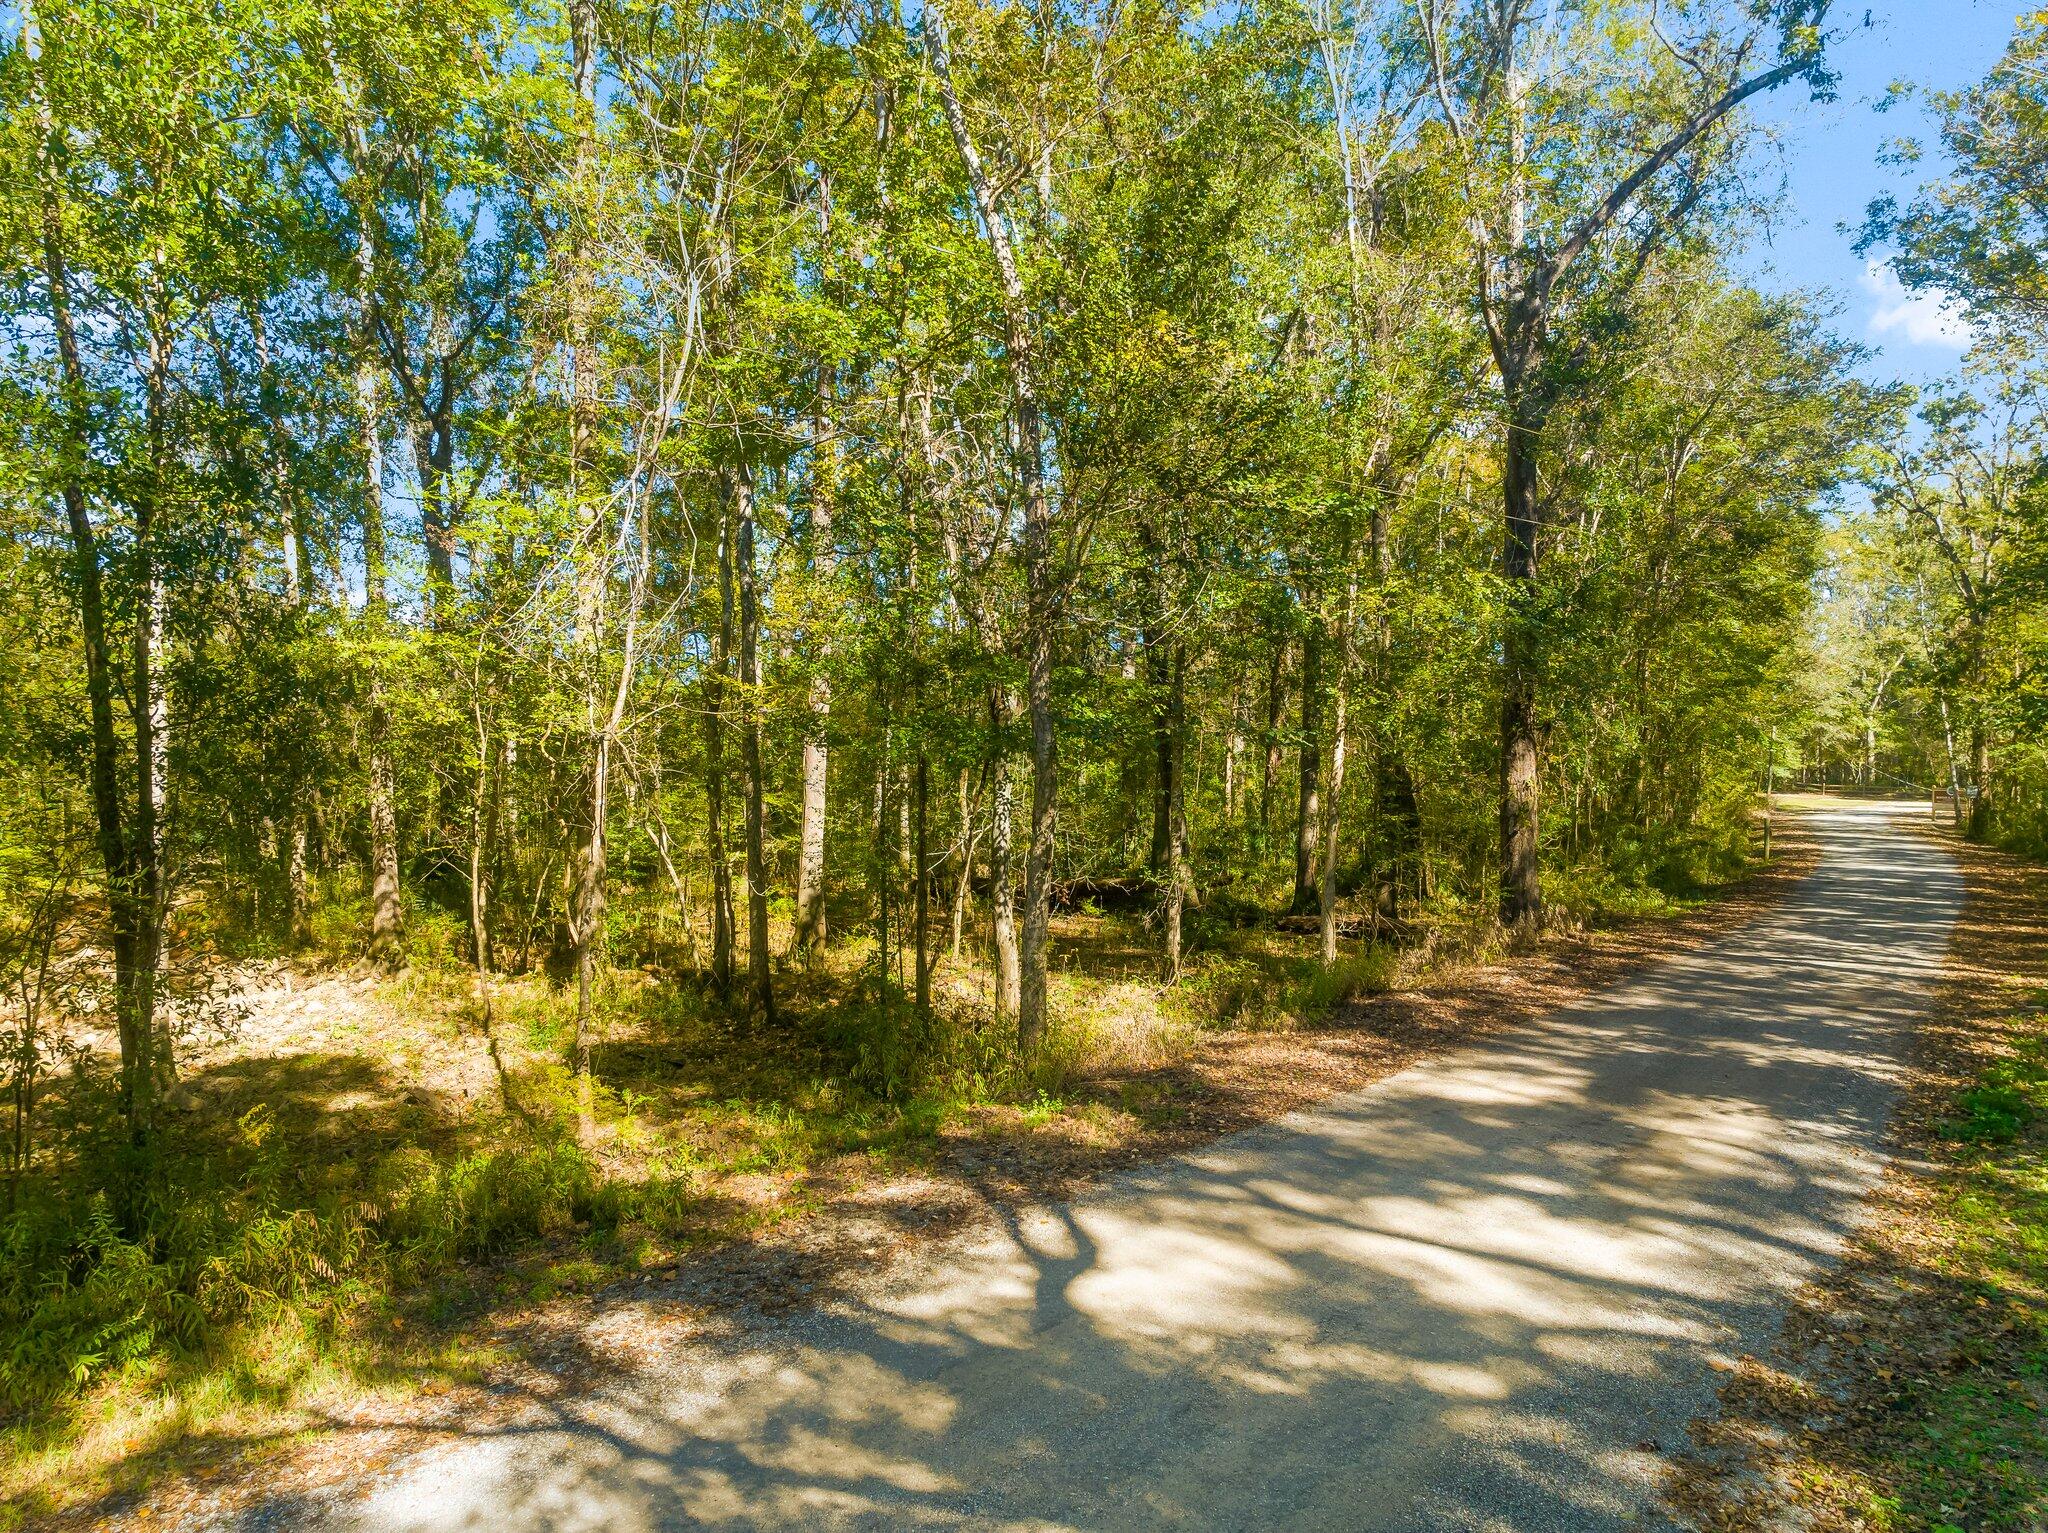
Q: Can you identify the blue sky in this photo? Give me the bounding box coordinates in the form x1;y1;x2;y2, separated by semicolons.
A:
1742;2;2027;386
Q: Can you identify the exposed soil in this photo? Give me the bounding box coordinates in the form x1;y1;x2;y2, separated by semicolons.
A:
43;824;1825;1532
1665;822;2048;1531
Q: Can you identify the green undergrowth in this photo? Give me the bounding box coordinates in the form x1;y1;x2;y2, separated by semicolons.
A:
1864;1008;2048;1531
0;838;1775;1522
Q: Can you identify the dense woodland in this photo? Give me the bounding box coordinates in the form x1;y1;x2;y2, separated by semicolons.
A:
0;0;2044;1498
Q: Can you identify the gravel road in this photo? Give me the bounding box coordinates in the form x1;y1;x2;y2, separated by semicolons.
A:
264;800;1958;1532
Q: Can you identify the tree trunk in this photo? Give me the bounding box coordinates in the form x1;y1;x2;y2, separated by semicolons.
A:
366;696;403;964
417;399;459;614
1162;643;1188;979
928;3;1056;1054
794;619;831;953
1224;675;1244;823
949;765;981;961
732;466;775;1022
1319;574;1357;965
139;321;174;1095
874;750;891;998
1498;397;1543;933
1293;624;1323;913
794;382;836;962
1367;476;1419;918
794;714;829;960
915;753;931;1014
573;734;605;1138
355;232;402;968
1145;540;1173;876
705;508;736;999
286;808;311;946
29;0;151;1158
250;308;319;603
1260;640;1286;832
989;731;1020;1024
1968;724;1991;841
1940;695;1965;829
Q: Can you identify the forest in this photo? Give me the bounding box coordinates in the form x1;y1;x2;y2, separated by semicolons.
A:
0;0;2043;1512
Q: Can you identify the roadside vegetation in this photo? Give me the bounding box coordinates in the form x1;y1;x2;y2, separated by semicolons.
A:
1;0;2045;1524
1675;827;2048;1533
0;841;1775;1523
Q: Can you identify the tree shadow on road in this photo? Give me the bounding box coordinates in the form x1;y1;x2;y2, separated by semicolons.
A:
230;807;1959;1532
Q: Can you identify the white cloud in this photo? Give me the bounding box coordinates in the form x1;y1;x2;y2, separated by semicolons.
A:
1860;260;1976;349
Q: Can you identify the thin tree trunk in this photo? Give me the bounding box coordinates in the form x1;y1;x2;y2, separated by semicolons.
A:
1260;640;1286;832
250;308;319;603
366;696;402;965
1224;675;1244;823
705;509;736;999
355;270;402;966
1145;536;1173;875
1498;397;1543;933
928;4;1056;1055
988;710;1020;1023
1940;695;1965;829
138;319;173;1094
874;750;891;1000
732;466;774;1022
949;765;983;961
1968;724;1991;841
794;487;834;964
1318;574;1358;965
323;36;406;968
915;753;931;1014
1162;643;1188;979
570;451;658;1140
467;699;512;1114
287;811;311;946
1293;624;1323;913
29;0;151;1158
